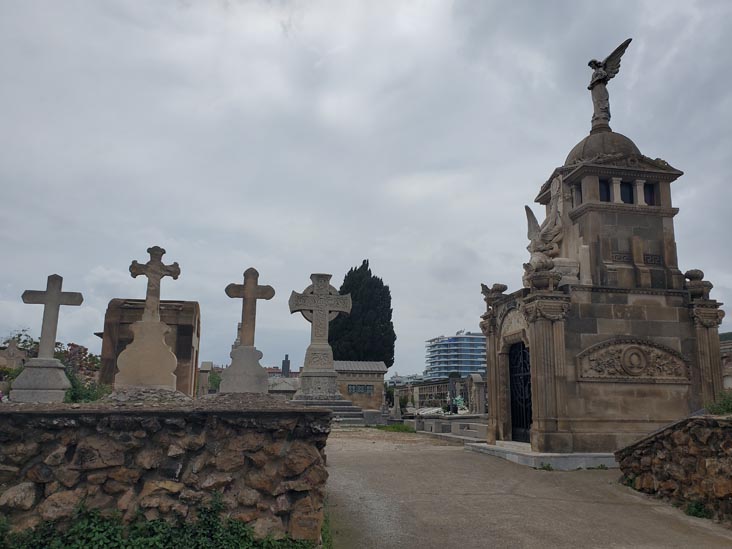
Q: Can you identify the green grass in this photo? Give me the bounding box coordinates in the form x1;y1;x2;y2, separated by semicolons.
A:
320;510;333;549
538;462;554;471
374;424;416;433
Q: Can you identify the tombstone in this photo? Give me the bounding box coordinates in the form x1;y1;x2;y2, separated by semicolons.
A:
288;273;352;401
405;384;416;414
220;268;274;394
98;299;200;395
10;274;83;402
115;246;180;391
390;392;402;420
0;340;27;370
380;387;390;416
282;354;291;378
467;373;487;415
198;361;213;397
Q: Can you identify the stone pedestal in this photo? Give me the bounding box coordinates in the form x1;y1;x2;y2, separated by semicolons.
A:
9;358;71;403
295;370;342;401
294;343;344;401
115;320;177;390
220;346;268;394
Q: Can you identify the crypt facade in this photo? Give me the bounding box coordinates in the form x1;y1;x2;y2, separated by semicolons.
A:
480;39;725;453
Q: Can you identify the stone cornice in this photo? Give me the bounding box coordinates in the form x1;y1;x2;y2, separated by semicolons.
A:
568;285;688;298
569;202;679;221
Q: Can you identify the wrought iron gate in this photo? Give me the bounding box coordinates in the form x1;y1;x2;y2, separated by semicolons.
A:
508;342;532;443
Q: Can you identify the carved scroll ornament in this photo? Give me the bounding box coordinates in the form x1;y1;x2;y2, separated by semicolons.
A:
577;337;690;383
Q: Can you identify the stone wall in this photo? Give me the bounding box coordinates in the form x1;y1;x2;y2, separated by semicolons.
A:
615;415;732;520
0;391;331;541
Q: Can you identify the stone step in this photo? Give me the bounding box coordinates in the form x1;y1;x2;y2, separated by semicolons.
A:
289;398;366;424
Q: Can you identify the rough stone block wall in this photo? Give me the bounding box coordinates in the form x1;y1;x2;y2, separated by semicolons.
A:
615;415;732;520
0;393;331;541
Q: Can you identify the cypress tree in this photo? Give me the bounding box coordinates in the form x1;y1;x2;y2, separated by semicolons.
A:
329;260;396;368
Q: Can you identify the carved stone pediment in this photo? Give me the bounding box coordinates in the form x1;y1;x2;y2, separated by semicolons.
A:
577;337;690;383
567;153;680;173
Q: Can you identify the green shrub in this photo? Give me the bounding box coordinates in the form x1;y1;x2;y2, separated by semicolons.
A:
538;462;554;471
685;501;713;519
706;390;732;415
2;498;319;549
63;367;111;403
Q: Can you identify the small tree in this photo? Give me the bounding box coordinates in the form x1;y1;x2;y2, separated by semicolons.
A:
329;260;397;368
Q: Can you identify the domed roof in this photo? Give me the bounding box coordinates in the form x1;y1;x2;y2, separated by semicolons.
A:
565;130;641;166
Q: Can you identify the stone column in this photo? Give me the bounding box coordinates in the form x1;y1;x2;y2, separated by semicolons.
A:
685;270;725;408
612;177;623;203
480;310;499;443
523;292;571;453
634;179;647;206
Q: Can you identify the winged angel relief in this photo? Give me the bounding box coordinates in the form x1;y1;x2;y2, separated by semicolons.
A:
523;177;563;281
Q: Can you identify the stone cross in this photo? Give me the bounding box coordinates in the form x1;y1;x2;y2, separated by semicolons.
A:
22;274;83;359
225;268;275;347
288;274;351;346
129;246;180;322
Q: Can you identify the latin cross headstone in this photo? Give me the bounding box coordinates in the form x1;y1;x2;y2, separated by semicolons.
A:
115;246;180;391
220;268;274;394
225;268;274;347
288;273;351;400
10;274;83;403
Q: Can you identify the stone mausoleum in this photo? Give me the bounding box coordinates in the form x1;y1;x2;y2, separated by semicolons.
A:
480;40;725;453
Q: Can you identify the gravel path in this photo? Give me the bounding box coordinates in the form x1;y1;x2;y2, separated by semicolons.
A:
325;428;732;549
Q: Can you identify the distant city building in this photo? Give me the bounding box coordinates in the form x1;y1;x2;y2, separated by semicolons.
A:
387;373;424;387
423;330;486;380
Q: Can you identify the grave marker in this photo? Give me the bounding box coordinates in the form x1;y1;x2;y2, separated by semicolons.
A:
10;274;83;403
220;268;274;394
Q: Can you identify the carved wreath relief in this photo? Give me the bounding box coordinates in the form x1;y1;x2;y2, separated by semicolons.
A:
577;337;689;383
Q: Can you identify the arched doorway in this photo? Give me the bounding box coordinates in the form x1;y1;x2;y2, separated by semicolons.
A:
508;342;532;442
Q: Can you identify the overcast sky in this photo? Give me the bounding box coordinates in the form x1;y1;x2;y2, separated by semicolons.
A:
1;1;730;377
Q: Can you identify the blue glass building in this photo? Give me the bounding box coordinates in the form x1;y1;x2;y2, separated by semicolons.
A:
423;330;487;380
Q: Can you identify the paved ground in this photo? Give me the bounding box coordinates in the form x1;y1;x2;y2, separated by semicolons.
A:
326;428;732;549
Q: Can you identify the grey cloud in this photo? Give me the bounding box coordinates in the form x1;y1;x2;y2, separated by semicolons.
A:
1;1;730;374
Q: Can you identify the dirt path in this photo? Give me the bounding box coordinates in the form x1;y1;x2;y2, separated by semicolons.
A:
325;428;732;549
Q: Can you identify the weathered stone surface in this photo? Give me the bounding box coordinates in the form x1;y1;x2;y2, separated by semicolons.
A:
37;489;84;520
26;463;54;483
0;482;37;510
283;441;322;476
617;415;732;520
0;393;330;541
253;515;285;540
136;447;164;469
70;437;124;470
54;467;81;488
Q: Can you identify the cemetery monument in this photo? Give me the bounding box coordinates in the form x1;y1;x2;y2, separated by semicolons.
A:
480;39;725;453
220;267;274;393
114;246;181;390
10;274;83;402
